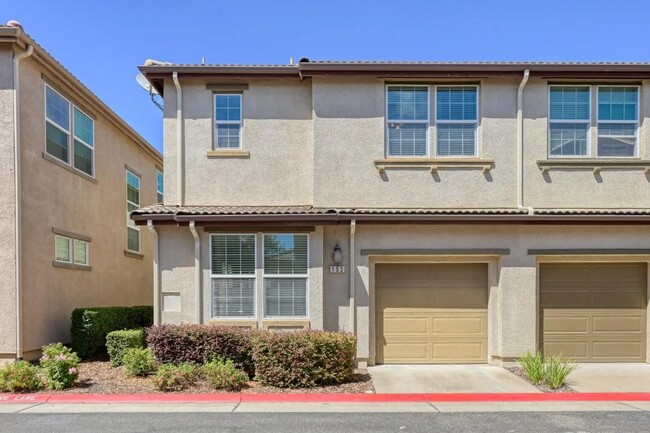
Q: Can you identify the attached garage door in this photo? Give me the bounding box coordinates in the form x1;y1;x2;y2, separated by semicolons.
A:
375;263;487;364
540;263;647;362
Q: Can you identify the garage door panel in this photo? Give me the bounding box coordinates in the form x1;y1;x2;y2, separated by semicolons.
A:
382;316;429;334
543;315;589;334
376;264;431;288
382;343;429;361
541;292;590;308
592;292;645;308
543;341;589;359
433;316;485;335
433;342;486;363
592;315;644;334
592;341;644;360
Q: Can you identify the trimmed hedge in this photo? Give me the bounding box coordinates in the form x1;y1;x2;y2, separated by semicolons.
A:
252;330;356;388
71;306;153;359
147;324;256;377
106;329;147;366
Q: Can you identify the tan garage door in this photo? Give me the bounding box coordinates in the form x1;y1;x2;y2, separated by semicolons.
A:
375;263;487;364
540;263;647;362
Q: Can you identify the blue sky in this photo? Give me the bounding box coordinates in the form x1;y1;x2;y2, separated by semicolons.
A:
4;0;648;151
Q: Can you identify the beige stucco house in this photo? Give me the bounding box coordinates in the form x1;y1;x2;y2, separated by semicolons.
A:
0;23;163;361
134;59;650;367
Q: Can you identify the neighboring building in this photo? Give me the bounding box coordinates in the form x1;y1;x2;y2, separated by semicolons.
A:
0;23;162;361
134;60;650;367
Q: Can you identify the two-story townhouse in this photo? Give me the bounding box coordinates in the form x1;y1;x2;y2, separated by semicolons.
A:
0;22;163;361
134;60;650;367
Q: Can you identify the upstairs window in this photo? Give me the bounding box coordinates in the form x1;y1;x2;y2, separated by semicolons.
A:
436;86;478;156
126;170;140;253
214;94;242;149
263;234;308;317
386;86;429;157
211;234;256;318
548;86;590;157
597;87;638;157
156;170;164;203
45;85;94;176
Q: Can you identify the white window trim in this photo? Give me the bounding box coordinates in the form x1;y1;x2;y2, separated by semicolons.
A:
434;84;480;158
596;85;640;159
44;84;96;177
262;233;310;319
385;85;430;158
126;170;141;253
547;84;592;159
210;233;257;319
54;234;89;265
213;93;243;150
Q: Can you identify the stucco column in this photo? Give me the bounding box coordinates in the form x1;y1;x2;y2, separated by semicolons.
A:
355;254;371;362
308;227;324;330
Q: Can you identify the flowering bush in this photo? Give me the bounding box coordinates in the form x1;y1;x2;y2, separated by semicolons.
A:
202;359;248;391
152;363;196;391
0;361;42;392
122;348;155;377
39;343;80;390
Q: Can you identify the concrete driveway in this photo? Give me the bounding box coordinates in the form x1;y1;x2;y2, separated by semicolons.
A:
567;363;650;392
369;365;540;394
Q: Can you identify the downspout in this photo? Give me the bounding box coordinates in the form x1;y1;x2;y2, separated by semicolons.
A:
189;221;202;324
349;220;356;333
147;220;161;326
172;72;184;206
13;44;33;359
516;69;534;215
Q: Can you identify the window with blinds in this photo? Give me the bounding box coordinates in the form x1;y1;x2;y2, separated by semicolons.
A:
263;234;308;317
386;86;429;157
211;234;256;317
597;87;638;157
549;86;590;157
435;86;478;156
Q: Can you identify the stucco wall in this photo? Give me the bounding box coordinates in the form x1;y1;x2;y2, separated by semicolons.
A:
0;48;17;356
16;56;160;356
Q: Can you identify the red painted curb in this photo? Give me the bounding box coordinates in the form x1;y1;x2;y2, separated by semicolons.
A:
3;392;650;404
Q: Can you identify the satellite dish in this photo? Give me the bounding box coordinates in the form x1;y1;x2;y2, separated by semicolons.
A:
136;72;159;95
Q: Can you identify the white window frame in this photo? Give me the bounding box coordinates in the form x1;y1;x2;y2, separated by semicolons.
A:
126;170;141;253
44;84;95;177
547;84;592;159
385;85;430;158
210;233;257;319
596;85;640;159
214;93;243;150
434;84;480;157
262;233;309;319
54;235;89;265
156;169;164;203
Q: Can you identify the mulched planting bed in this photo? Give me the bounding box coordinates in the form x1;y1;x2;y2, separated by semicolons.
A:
50;361;375;394
506;366;576;393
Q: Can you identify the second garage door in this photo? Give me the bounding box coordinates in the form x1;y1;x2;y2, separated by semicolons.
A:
375;263;487;364
540;263;647;362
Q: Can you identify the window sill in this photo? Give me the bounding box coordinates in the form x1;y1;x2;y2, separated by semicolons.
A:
52;261;92;271
42;152;97;184
537;159;650;174
209;319;258;329
374;158;494;173
207;150;250;158
124;250;144;260
262;319;310;331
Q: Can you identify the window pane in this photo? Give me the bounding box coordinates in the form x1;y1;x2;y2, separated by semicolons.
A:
549;87;590;120
73;108;94;146
216;124;241;148
212;278;255;317
46;87;69;130
265;278;307;317
264;234;308;275
387;86;428;121
211;235;256;275
598;123;636;156
437;123;476;156
127;171;140;205
74;140;93;176
74;240;88;265
55;236;71;262
215;94;241;121
598;87;638;121
549;123;588;156
46;122;69;162
156;171;164;203
387;123;427;156
436;87;477;121
127;227;140;252
127;202;138;228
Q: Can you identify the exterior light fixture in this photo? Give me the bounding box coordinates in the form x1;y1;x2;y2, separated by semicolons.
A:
333;243;343;265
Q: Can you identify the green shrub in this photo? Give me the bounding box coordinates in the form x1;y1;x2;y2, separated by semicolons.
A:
71;306;153;359
544;355;576;389
0;361;42;392
106;329;147;366
152;363;196;392
39;343;80;390
517;351;545;385
252;330;356;388
122;348;155;377
202;359;248;391
147;324;256;377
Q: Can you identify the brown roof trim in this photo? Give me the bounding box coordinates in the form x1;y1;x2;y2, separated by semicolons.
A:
529;249;650;255
0;27;162;165
361;248;510;256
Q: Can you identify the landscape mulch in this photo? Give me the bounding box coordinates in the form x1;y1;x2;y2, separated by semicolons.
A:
506;366;576;393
